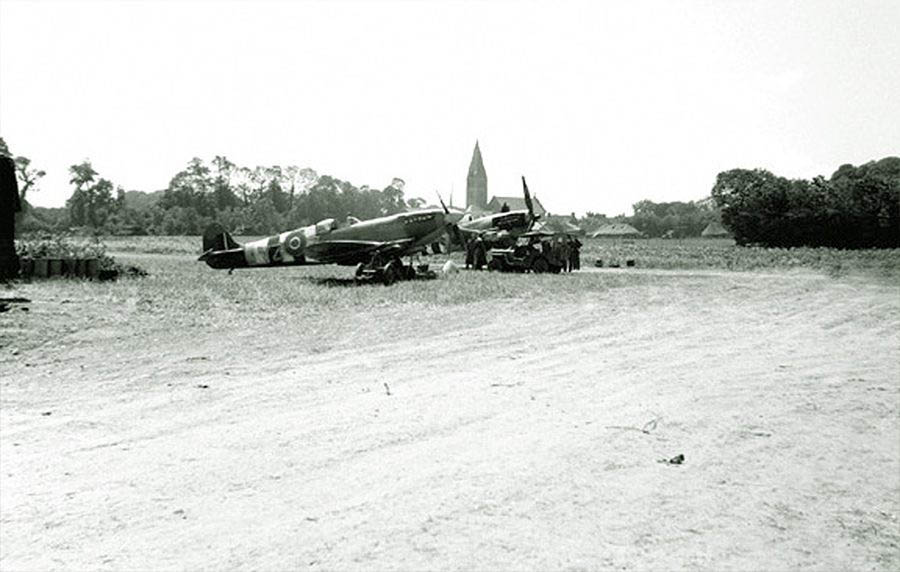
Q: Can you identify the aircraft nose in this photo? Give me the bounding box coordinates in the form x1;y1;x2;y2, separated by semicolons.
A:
445;211;465;225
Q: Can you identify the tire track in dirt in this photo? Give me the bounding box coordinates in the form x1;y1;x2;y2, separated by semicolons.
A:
2;271;899;570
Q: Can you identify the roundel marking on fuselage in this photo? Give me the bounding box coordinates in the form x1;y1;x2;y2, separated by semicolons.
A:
285;231;306;256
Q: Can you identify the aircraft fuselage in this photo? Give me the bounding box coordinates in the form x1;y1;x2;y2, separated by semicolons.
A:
201;208;449;269
459;210;530;234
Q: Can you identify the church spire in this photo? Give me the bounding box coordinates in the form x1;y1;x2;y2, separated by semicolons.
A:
468;140;485;177
466;140;487;209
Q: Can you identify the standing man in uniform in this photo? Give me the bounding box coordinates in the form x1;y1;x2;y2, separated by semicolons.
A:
473;236;487;270
0;153;20;281
560;236;571;272
572;236;582;270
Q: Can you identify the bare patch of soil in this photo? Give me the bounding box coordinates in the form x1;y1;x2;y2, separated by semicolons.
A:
2;265;898;570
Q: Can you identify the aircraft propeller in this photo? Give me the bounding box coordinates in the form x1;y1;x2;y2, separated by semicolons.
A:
437;191;450;215
522;176;539;224
437;191;464;246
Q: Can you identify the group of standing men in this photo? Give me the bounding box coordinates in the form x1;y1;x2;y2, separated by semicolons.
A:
465;232;583;272
556;234;582;271
537;234;582;271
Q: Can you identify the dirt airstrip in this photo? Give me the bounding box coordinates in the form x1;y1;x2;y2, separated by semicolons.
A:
1;259;899;570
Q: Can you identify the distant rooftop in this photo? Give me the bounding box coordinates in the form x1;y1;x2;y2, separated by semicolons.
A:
590;223;643;238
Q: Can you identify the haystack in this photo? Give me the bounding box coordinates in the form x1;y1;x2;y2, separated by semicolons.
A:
701;221;730;238
590;223;643;238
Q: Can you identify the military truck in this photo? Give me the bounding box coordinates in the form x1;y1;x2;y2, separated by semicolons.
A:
487;231;566;274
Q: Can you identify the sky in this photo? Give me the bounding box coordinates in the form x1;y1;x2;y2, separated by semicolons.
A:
1;0;898;216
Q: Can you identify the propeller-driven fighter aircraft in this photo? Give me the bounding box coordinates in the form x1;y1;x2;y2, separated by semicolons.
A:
454;176;541;245
199;206;462;285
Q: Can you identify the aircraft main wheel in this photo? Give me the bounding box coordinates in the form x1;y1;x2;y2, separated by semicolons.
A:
532;257;549;274
402;265;416;280
355;263;365;278
381;261;398;285
488;257;503;272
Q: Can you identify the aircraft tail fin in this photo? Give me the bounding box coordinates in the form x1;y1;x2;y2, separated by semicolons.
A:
202;223;241;253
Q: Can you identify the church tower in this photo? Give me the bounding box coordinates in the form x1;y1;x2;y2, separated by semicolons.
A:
466;141;488;210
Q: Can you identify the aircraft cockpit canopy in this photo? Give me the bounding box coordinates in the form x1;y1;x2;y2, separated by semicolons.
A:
315;218;336;234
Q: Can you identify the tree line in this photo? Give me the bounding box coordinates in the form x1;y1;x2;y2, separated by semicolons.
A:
626;199;720;238
4;136;898;247
5;135;725;239
712;157;899;248
123;156;412;235
3;135;415;236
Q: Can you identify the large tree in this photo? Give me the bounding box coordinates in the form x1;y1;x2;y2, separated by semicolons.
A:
66;160;117;229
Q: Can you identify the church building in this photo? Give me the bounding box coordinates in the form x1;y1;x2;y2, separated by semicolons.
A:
466;141;546;216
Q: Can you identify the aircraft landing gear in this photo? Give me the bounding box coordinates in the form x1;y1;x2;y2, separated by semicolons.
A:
380;259;400;285
354;255;413;285
355;254;434;285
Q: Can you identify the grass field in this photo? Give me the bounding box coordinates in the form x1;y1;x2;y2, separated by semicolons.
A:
2;238;899;570
99;235;900;278
581;238;900;276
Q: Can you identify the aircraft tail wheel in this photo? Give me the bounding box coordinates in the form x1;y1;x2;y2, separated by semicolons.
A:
532;257;549;274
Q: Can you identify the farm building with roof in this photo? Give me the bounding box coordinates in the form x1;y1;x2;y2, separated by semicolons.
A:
536;214;583;235
590;223;644;238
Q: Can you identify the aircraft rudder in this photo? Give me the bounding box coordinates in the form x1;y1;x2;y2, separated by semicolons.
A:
202;223;240;253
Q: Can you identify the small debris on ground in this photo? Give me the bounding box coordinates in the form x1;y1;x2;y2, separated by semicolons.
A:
441;260;460;274
641;418;658;433
658;453;685;465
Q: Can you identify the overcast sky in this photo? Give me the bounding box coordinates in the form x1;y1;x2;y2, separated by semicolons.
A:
1;0;898;215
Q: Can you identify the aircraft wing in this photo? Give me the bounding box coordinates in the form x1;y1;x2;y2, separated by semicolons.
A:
305;238;417;265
